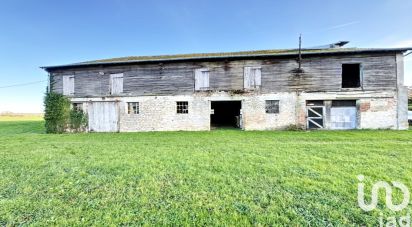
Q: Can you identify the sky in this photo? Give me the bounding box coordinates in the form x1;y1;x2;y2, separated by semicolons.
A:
0;0;411;113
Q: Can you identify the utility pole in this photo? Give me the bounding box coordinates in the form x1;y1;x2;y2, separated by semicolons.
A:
298;34;302;70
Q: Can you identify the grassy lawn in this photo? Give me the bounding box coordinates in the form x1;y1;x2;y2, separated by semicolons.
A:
0;120;411;226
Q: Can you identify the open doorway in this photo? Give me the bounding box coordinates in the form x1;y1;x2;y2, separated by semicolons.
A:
210;101;242;129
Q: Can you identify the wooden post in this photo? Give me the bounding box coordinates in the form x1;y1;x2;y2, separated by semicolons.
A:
298;34;302;70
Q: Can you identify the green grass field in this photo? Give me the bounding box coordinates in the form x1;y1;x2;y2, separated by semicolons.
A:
0;119;411;226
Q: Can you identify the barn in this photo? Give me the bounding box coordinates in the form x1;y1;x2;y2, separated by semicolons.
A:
42;45;411;132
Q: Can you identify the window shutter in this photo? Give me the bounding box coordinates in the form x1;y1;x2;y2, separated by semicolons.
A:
244;67;261;89
195;69;209;90
63;75;74;95
244;67;251;89
110;73;123;95
253;67;261;87
201;71;209;89
194;69;201;90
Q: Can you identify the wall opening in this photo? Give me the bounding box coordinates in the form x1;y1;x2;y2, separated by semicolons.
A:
342;64;361;88
211;101;241;129
330;100;357;130
306;100;325;129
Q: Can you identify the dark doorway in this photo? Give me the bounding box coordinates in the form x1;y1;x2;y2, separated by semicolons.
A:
211;101;242;129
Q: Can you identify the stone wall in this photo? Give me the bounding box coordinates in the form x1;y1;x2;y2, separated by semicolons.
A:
119;92;297;131
296;91;400;129
119;96;210;132
70;89;404;132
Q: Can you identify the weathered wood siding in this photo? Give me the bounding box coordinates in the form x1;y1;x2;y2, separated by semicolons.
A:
50;53;397;96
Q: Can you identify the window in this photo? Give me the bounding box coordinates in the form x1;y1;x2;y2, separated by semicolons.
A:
265;100;279;114
244;67;261;89
342;64;361;88
110;73;123;95
63;75;74;95
127;102;139;114
332;100;356;107
194;68;210;90
176;101;188;114
72;103;83;111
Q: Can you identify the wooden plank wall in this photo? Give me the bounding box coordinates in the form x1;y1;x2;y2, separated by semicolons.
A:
49;53;397;97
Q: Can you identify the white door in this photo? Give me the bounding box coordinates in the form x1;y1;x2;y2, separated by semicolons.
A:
88;102;119;132
330;107;357;129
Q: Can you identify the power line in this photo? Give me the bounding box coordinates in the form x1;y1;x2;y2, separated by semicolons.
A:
0;80;47;89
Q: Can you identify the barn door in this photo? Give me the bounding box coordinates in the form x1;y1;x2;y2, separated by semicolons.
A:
330;107;357;129
307;106;324;129
88;102;119;132
330;100;357;130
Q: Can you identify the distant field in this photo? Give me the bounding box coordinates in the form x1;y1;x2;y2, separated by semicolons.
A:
0;120;411;226
0;114;43;121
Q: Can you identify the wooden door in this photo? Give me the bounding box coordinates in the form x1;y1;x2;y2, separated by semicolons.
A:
307;106;325;129
88;102;119;132
330;107;357;129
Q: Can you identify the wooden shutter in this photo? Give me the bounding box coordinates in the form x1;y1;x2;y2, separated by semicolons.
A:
244;67;261;89
63;75;74;95
244;67;251;89
195;69;209;90
110;73;123;95
253;67;261;87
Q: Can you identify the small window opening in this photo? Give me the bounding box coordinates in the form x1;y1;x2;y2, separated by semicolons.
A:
177;101;188;114
332;100;356;107
72;103;83;111
265;100;279;114
127;102;139;114
306;100;324;106
342;64;361;88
